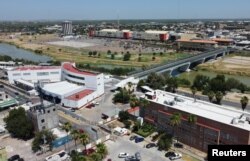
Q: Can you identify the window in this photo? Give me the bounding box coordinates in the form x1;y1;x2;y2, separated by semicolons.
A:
53;108;56;111
13;73;21;76
47;110;50;113
37;72;49;76
41;119;45;123
50;72;59;75
23;73;31;76
42;126;46;129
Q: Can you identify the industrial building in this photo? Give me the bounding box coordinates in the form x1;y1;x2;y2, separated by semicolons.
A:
141;90;250;152
89;29;169;41
62;21;73;36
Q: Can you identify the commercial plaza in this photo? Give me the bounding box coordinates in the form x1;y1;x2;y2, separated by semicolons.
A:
142;90;250;152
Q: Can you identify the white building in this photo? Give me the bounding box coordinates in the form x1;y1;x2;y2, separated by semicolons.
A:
7;66;61;84
7;62;104;109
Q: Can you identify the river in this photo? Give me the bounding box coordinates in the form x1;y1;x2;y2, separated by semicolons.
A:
178;70;250;87
0;43;51;62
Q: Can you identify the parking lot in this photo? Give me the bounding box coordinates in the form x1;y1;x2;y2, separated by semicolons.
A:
105;134;184;161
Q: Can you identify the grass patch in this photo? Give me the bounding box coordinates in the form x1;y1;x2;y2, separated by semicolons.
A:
135;123;155;137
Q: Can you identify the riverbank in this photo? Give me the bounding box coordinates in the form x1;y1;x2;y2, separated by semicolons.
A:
197;54;250;77
0;34;190;68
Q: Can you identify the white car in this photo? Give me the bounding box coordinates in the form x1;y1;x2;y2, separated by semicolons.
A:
169;153;182;160
118;152;130;158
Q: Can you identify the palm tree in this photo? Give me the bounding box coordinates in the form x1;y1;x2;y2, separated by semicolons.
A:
139;98;150;117
127;82;133;94
207;91;215;102
170;113;182;142
215;91;223;105
191;87;197;102
96;143;108;159
62;122;72;151
187;114;197;125
70;129;80;149
240;96;249;111
79;133;89;153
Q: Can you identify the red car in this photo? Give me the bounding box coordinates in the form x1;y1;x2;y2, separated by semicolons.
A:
85;103;94;109
82;148;95;155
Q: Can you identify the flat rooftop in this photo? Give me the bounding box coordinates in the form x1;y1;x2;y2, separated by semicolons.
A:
65;89;94;101
42;81;83;96
150;90;250;131
177;39;218;44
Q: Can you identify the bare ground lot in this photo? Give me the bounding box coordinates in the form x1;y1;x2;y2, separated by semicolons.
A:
199;55;250;76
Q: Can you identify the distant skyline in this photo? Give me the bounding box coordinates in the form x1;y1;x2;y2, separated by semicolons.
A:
0;0;250;21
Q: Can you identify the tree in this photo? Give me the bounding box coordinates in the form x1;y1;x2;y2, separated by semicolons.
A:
4;108;34;140
90;153;102;161
225;78;240;91
238;83;247;93
79;133;89;152
192;74;210;91
170;113;182;142
32;130;56;152
187;114;197;125
157;134;172;151
62;122;72;151
137;79;145;90
88;51;93;57
70;129;80;149
111;54;115;59
96;143;108;159
215;91;223;105
240;96;249;111
207;91;215;102
165;77;178;93
209;75;226;93
113;88;130;104
71;150;87;161
107;50;111;55
123;52;131;61
146;72;165;90
118;111;130;122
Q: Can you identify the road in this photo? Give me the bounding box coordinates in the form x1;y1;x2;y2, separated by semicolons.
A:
176;90;250;112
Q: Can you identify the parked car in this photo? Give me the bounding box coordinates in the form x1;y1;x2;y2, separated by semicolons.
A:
125;156;136;161
169;153;182;160
70;108;75;112
129;135;137;141
8;155;20;161
107;159;112;161
17;158;24;161
135;137;144;143
146;143;156;148
135;152;141;160
118;152;130;158
174;143;183;148
86;103;95;109
83;148;95;155
165;152;175;158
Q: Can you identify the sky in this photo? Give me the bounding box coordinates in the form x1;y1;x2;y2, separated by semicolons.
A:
0;0;250;21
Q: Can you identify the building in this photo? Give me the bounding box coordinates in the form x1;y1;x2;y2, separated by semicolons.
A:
211;38;234;46
141;90;250;152
27;102;59;132
176;39;218;51
7;66;61;84
40;62;104;109
62;21;73;36
7;62;105;109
